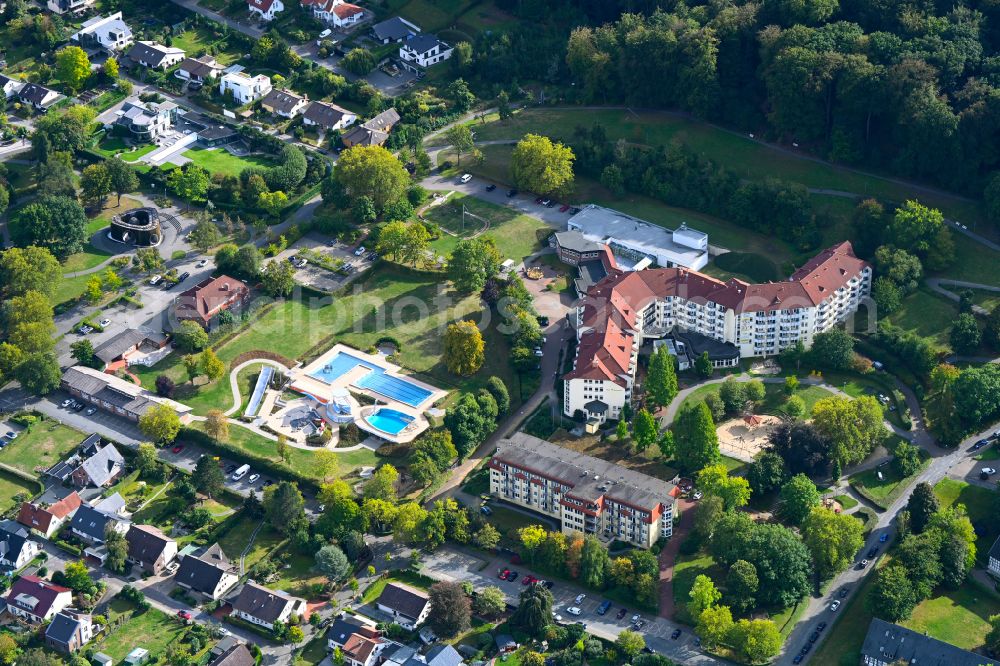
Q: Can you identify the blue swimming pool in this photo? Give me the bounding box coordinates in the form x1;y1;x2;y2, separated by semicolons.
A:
309;352;433;407
365;408;414;435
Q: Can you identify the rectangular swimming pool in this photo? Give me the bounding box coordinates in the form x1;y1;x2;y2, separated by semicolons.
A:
309;352;432;408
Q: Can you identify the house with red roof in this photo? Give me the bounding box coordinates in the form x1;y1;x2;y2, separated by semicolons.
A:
17;491;82;538
5;576;74;624
248;0;283;21
174;275;250;329
302;0;365;27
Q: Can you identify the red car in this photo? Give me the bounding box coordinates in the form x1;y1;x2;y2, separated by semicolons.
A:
522;575;537;585
177;610;192;620
498;569;510;580
172;444;184;454
559;204;570;212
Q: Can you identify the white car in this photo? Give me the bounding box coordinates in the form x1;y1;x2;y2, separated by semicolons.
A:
459;173;473;184
149;275;163;286
99;318;111;327
248;473;260;484
983;467;997;475
829;600;841;612
574;594;586;604
551;612;562;622
355;246;366;256
566;607;582;616
84;407;97;416
60;399;73;408
196;259;208;268
317;28;332;45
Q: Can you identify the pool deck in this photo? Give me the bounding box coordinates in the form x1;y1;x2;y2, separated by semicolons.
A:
287;343;447;444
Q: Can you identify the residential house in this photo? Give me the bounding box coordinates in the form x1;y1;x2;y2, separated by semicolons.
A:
302;101;356;132
174;275;251;329
341;108;400;148
303;0;364;27
0;75;24;99
398;34;453;71
45;610;96;654
248;0;283;21
371;17;420;44
381;643;417;666
92;328;169;371
126;41;186;70
208;642;256;666
342;628;390;666
423;645;464;666
71;12;135;52
988;535;1000;579
69;494;130;546
175;55;224;83
109;100;178;142
219;71;272;105
375;583;430;630
231;580;306;630
125;524;177;575
261;89;309;119
5;576;73;624
327;614;378;651
16;83;62;112
47;0;95;14
17;491;82;538
71;441;125;488
860;618;999;666
489;433;679;548
0;521;41;571
177;111;239;147
175;543;240;599
61;365;193;423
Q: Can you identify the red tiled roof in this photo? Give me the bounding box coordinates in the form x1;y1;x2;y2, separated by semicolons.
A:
333;2;363;17
7;576;71;619
249;0;276;11
17;493;81;534
343;633;381;664
175;275;249;325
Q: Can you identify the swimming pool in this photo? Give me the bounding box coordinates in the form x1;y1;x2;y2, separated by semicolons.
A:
308;351;433;407
365;408;414;435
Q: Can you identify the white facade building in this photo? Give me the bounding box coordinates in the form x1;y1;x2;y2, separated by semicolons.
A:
398;34;453;71
248;0;283;21
70;12;134;52
219;72;272;105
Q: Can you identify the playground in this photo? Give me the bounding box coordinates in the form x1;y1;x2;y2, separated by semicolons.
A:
715;414;782;463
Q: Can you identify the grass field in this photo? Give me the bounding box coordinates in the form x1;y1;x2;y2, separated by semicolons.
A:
97;600;196;662
0;421;84;477
886;288;958;350
0;470;39;511
94;137;158;162
902;580;1000;650
848;442;926;509
360;569;435;605
933;477;998;565
672;552;723;623
217;516;285;568
422;193;550;262
179;147;277;177
170;26;242;64
270;552;326;597
675;380;835;421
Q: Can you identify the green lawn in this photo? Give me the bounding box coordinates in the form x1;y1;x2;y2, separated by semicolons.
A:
179;147;277;177
933;478;998;565
423;192;551;262
96;601;196;662
886;288;958;350
217;516;285;568
360;570;436;605
295;636;330;665
902;580;1000;650
487;504;554;540
675;380;834;421
270;552;327;598
170;26;242;64
0;421;84;477
833;494;859;511
672;551;724;624
94;137;158;162
938;233;1000;288
848;441;926;509
0;471;39;511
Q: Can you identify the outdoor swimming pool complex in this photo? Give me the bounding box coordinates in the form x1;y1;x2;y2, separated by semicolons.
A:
365;408;414;435
309;351;433;407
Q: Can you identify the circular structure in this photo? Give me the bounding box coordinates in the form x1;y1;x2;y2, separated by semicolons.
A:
108;207;162;247
325;386;355;424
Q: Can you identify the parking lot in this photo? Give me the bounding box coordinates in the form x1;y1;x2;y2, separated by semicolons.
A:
273;232;377;292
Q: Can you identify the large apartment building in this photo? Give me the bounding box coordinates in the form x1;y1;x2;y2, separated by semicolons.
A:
489;433;679;548
563;242;871;422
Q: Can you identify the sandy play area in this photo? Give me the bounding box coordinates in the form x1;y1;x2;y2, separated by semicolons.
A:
716;414;783;462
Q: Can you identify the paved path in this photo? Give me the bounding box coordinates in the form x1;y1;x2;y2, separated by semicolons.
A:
223;358;290;417
659;498;695;620
927;277;1000;316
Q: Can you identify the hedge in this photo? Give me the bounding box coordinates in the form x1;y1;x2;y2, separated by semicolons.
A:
177;427;318;491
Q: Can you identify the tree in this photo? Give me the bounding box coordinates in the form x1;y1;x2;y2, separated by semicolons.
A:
907;482;940;534
14;353;61;395
510;584;554;638
264;481;306;536
784;394;806;419
103;55;119;79
175;320;209;353
889;200;954;270
673;402;720;473
510;134;575;196
485;376;510;416
445;78;476;111
615;630;645;658
688;574;721;618
363;464;399;502
200;349;225;382
446;125;475;166
448;238;502;293
80;162;112;209
802;507;865;580
474;523;501;550
189;216;223;251
892;439;923;477
136;442;160;478
9;195;88;260
731;619;782;663
692;495;725;543
342;48;376;74
647;345;678;408
428;582;471;637
55;46;91;92
0;634;18;666
333;146;409;213
694;351;713;377
192;454;225;498
0;247;61;299
70;339;96;366
316;450;340;483
167;165;211;207
778;473;820;525
950;313;981;354
747;451;787;497
138;404;181;445
580;535;609;588
697;464;751;510
473;585;506;618
633;409;658;452
809;328;855;370
726;560;759;612
314;545;350;583
204;409;230;443
105;523;128;573
256;258;294;298
867;565;916;621
811;396;886;467
443;321;485;376
696;605;733;648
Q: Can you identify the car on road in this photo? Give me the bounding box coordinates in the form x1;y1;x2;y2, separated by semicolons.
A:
983;467;997;475
879;533;889;542
506;189;518;197
248;473;260;484
670;629;682;640
829;600;841;611
522;575;537;585
5;432;16;440
459;174;472;183
480;505;492;516
485;184;496;192
575;594;586;604
507;572;519;582
196;259;208;268
858;558;869;569
149;275;163;286
99;318;111;328
566;607;582;616
60;399;73;408
559;204;570;212
498;569;509;580
838;587;849;598
355;246;366;256
172;444;184;454
617;608;628;620
84;407;97;416
867;546;879;558
817;622;827;631
177;610;192;620
972;439;990;450
809;631;819;643
597;600;612;615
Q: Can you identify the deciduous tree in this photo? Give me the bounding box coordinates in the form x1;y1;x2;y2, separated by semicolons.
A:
801;507;865;580
444;321;485;376
314;545;350;582
449;238;502;293
510;134;575;196
428;582;471;636
333;146;409;213
647;345;678;408
673;402;720;474
204;409;229;442
138;403;181;445
55;46;90;92
778;473;820;525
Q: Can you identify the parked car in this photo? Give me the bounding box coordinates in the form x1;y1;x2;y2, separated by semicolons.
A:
99;318;111;328
355;246;366;256
691;490;703;500
248;473;260;484
541;199;552;206
498;569;510;580
480;506;492;516
879;533;889;542
617;608;628;620
634;620;645;629
84;407;97;416
793;656;804;664
534;197;544;204
172;444;184;454
485;184;497;192
196;259;208;268
838;587;849;598
78;325;94;335
60;399;73;408
670;629;682;640
559;204;570;212
817;622;827;631
225;464;237;474
829;600;841;611
149;275;163;286
799;644;811;655
575;594;586;604
983;467;997;475
858;558;869;569
566;607;582;616
5;432;16;440
536;315;550;326
971;439;989;451
506;189;518;197
546;200;556;208
809;632;819;643
73;402;85;412
459;174;472;184
506;572;519;582
177;610;192;620
262;479;275;488
177;271;191;283
597;601;612;616
867;547;878;558
543;581;554;590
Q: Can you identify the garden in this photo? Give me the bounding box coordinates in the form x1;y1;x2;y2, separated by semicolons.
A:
847;438;927;509
0;418;86;478
421;193;551;263
96;598;209;662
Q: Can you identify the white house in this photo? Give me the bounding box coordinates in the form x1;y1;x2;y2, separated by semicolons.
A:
5;576;73;625
175;55;225;83
175;544;240;600
374;583;430;630
260;89;309;119
16;83;63;112
302;0;364;26
301;100;356;132
231;581;306;630
398;34;453;71
219;71;272;105
248;0;283;21
70;12;135;53
0;75;24;100
109;100;177;142
47;0;95;15
126;41;186;70
0;522;41;571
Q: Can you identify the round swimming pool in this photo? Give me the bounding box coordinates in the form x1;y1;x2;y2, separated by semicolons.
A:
365;408;414;435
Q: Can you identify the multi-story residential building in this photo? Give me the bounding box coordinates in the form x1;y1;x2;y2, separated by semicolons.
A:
563;241;871;422
126;41;186;70
108;100;177;142
303;0;364;26
219;72;272;105
398;34;453;72
489;433;679;549
70;12;134;52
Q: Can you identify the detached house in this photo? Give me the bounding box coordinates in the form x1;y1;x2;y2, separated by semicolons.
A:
5;576;73;624
231;580;306;630
342;628;390;666
0;521;41;571
175;55;225;83
72;441;125;488
219;72;272;105
125;524;177;575
327;614;378;651
302;101;356;132
69;494;130;546
71;12;135;53
126;41;186;70
261;89;309;119
208;642;256;666
398;34;453;72
371;17;420;44
303;0;364;27
47;0;95;15
45;610;96;654
342;108;400;148
375;582;430;630
18;491;82;538
174;275;251;329
175;544;240;600
16;83;62;112
0;75;24;100
109;100;177;142
248;0;283;21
